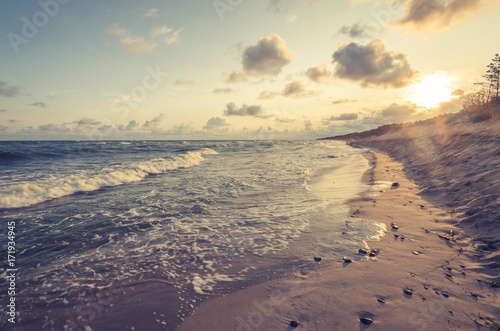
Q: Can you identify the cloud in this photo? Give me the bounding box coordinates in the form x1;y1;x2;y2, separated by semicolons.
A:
242;33;293;76
30;102;49;108
0;109;6;112
282;81;320;98
75;118;101;126
223;102;267;117
107;23;157;54
337;22;372;39
203;117;230;130
150;25;172;38
149;25;182;45
305;64;332;83
174;79;196;86
225;71;248;83
258;90;280;99
328;113;359;121
124;120;140;130
213;88;235;94
39;123;70;132
167;30;182;45
332;98;355;104
142;113;164;130
144;8;160;18
276;117;296;123
332;39;418;88
452;88;464;96
0;81;20;97
398;0;482;29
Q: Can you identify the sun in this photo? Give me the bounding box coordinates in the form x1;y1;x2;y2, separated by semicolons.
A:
410;74;453;109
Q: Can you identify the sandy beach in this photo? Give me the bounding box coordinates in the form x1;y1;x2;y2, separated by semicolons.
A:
177;118;500;331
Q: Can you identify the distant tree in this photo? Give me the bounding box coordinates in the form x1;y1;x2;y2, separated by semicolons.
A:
484;53;500;103
462;89;493;122
462;53;500;121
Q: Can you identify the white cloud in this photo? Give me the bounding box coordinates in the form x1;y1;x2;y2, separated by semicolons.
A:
107;24;157;54
143;8;160;18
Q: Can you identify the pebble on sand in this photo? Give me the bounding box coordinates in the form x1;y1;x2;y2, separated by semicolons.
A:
314;257;322;262
404;289;413;296
343;257;352;263
360;317;374;325
290;320;299;327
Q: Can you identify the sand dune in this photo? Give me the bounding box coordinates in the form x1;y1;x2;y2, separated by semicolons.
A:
351;115;500;278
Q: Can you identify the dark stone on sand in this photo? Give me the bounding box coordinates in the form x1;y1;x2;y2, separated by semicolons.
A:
392;182;400;188
391;224;399;230
369;249;380;257
358;249;368;255
290;320;299;327
343;257;352;263
404;289;413;296
442;292;450;298
377;298;386;304
314;257;322;262
400;235;406;240
394;234;399;238
360;317;374;325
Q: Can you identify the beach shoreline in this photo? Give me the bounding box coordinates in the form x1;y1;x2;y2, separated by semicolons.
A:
176;148;500;331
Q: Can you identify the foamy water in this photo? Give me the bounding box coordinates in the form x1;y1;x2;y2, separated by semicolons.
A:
0;140;385;330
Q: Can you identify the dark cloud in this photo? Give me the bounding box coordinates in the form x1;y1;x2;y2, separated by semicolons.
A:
276;117;295;123
212;88;235;94
30;102;49;108
0;109;6;112
332;40;418;88
125;120;140;130
0;81;20;97
337;22;372;39
332;99;355;104
224;102;266;117
282;81;320;98
398;0;482;29
329;113;359;121
203;117;229;130
305;64;332;83
242;33;293;76
75;118;101;126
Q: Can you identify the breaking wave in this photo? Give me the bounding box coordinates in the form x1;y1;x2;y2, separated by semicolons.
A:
0;148;218;209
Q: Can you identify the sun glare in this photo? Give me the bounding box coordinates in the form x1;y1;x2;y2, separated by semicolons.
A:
410;74;453;109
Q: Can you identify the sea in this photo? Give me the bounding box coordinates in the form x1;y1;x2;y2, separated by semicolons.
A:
0;140;387;330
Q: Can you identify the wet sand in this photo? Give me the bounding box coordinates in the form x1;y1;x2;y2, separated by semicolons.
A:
176;149;500;330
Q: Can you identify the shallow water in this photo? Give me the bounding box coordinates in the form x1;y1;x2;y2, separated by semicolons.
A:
0;140;385;330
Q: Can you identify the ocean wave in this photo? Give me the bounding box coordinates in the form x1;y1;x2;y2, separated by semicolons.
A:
0;148;218;209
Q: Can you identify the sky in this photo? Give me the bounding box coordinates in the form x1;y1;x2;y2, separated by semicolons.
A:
1;0;499;140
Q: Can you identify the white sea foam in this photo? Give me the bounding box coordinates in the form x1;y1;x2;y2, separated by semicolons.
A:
0;148;218;209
